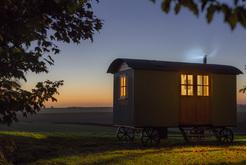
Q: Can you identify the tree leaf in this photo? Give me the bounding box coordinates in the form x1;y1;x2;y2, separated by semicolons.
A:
207;5;217;23
175;3;181;14
162;0;171;13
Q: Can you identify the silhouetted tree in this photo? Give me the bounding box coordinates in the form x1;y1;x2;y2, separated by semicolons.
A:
239;86;246;93
0;0;103;125
152;0;245;30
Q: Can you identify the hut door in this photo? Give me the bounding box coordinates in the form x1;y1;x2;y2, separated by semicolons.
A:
180;97;211;125
179;74;211;126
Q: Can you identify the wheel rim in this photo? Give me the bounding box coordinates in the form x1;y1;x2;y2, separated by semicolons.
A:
220;128;233;143
141;128;160;146
117;127;134;142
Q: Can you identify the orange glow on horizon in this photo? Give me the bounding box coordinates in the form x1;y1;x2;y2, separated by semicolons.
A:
45;91;245;108
45;93;113;108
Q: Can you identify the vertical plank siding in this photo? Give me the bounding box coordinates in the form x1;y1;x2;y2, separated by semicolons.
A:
134;70;180;127
113;69;237;128
211;74;237;126
113;70;134;126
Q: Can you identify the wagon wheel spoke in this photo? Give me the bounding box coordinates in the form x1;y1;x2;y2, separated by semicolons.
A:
219;128;233;143
124;134;132;141
141;128;160;147
127;128;135;141
150;139;153;146
152;137;158;143
117;127;133;142
142;135;150;145
118;130;125;134
222;137;227;142
145;138;150;144
119;134;125;139
124;128;128;134
151;131;160;146
144;129;151;136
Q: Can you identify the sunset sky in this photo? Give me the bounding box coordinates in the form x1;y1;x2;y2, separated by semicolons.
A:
23;0;246;107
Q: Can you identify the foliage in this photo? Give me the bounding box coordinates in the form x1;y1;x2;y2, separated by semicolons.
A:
151;0;246;30
0;131;245;164
239;86;246;93
0;137;16;164
0;0;103;125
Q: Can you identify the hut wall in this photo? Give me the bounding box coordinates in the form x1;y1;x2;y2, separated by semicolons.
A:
113;69;135;126
211;74;237;126
134;70;180;127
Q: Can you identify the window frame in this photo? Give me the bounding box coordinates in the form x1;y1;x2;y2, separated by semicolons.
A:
197;75;210;96
119;74;127;99
180;74;210;97
181;74;194;96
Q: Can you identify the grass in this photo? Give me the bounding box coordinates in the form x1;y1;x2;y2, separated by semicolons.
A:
0;123;246;165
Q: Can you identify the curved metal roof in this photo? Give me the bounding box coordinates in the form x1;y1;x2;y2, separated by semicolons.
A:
107;58;243;75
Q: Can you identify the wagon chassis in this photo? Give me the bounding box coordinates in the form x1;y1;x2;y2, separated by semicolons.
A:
116;125;234;146
116;125;167;146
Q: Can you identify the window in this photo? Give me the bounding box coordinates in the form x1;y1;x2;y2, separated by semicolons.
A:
181;74;193;96
120;75;127;98
197;75;209;96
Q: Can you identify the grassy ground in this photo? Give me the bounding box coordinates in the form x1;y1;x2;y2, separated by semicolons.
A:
0;123;245;165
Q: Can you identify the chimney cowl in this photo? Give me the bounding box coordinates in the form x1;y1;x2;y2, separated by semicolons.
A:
203;55;207;64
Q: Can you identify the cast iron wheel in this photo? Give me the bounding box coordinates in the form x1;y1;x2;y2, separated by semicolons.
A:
141;127;160;146
188;127;204;140
117;127;134;142
219;128;234;143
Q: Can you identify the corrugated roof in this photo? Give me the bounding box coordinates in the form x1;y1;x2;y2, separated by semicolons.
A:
107;58;243;74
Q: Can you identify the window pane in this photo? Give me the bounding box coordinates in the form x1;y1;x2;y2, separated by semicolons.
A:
181;74;187;84
188;75;193;85
120;75;127;98
204;86;209;96
123;77;126;86
123;87;126;96
120;77;123;87
197;75;202;85
203;76;209;85
188;85;193;95
181;85;187;95
197;86;202;96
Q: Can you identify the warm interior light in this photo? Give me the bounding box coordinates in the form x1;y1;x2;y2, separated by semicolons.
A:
120;76;126;97
197;75;209;96
203;75;209;85
181;74;193;96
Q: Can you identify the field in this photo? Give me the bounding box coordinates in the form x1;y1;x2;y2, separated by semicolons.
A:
0;107;246;164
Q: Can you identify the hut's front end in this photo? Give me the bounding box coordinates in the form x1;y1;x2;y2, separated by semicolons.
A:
112;68;135;126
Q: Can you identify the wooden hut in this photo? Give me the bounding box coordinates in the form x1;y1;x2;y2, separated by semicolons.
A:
107;58;242;145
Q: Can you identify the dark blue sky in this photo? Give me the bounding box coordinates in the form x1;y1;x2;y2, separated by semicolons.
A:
25;0;246;107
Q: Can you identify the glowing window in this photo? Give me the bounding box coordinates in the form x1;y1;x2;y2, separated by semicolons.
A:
197;75;209;96
181;74;193;96
120;75;127;98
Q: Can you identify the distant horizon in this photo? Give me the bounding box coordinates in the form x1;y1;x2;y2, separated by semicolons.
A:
45;106;113;108
44;104;246;109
